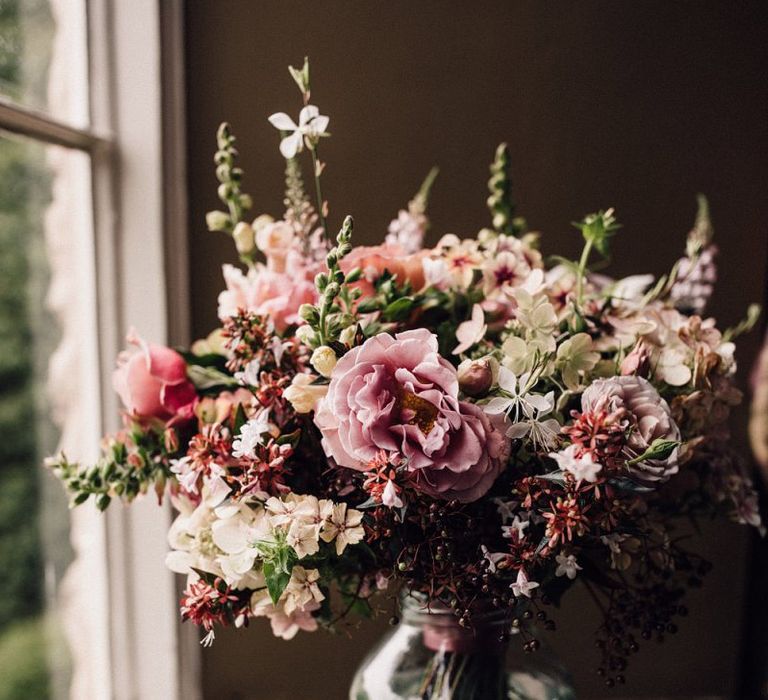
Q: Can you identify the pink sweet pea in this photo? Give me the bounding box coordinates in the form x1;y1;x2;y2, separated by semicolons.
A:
113;330;197;424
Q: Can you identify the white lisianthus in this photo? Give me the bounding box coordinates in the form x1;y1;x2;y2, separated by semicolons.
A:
284;373;328;414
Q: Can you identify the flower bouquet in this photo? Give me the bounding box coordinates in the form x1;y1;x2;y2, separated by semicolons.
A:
50;59;763;698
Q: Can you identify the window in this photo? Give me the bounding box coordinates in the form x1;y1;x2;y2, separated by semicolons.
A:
0;1;194;698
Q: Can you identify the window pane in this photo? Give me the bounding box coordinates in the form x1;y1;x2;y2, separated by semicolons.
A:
0;0;89;128
0;133;101;699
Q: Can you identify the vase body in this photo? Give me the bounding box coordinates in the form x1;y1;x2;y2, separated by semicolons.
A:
350;595;575;700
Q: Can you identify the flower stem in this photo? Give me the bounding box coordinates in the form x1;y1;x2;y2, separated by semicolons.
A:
310;147;329;240
575;238;594;309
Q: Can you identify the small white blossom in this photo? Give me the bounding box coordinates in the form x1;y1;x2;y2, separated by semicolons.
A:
549;444;602;483
320;503;365;555
511;569;539;598
268;105;329;159
555;553;582;580
502;516;529;540
231;411;272;458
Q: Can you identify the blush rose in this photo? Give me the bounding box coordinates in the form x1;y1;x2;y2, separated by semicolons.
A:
313;329;509;502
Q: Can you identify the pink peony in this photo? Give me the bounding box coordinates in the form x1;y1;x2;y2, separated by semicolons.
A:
217;253;318;332
581;375;681;483
314;329;509;502
113;330;197;424
340;243;427;297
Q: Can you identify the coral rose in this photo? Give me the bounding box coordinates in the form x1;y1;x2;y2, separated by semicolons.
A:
113;330;197;424
340;243;427;296
313;329;509;502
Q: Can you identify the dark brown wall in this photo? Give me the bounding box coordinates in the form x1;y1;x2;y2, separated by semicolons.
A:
183;2;768;698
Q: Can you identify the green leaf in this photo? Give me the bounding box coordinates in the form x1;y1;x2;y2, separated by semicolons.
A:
233;403;248;434
382;297;414;322
186;364;238;390
263;561;292;605
356;298;382;314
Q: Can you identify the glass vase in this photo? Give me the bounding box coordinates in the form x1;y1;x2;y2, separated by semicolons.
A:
350;593;575;700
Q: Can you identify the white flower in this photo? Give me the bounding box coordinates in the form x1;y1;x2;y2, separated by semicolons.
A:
282;566;325;616
502;516;529;540
268;105;329;159
235;360;261;387
501;335;552;376
512;287;557;351
320;503;365;555
555;553;582;580
284;373;328;414
493;498;518;523
549;444;602;483
210;504;271;587
555;333;600;391
310;345;338;377
481;545;508;574
453;303;487;355
382;479;404;508
483;367;538;422
231;411;272;458
511;569;539;598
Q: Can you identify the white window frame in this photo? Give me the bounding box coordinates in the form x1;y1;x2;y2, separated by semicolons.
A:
0;1;198;698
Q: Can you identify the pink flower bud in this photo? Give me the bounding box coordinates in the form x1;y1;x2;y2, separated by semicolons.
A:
457;358;494;397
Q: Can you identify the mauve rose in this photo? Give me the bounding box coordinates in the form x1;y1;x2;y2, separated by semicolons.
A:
113;331;197;424
340;243;427;297
217;253;318;332
314;329;509;502
581;376;681;483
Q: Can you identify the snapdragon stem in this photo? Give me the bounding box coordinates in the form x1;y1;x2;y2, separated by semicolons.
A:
310;147;329;240
575;238;594;309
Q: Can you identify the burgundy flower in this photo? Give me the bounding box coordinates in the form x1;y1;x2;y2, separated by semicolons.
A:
313;329;509;502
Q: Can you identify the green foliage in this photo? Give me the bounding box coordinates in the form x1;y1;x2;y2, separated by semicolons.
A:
300;215;360;347
573;208;621;258
48;422;176;509
0;617;50;700
487;143;524;236
205;123;253;237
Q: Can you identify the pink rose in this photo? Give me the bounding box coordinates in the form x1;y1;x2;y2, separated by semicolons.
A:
581;375;681;483
217;254;318;332
113;330;197;424
314;329;509;502
340;243;427;297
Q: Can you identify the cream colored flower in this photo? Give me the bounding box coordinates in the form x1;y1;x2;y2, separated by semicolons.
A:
320;503;365;555
310;345;338;377
287;521;320;559
283;566;325;616
556;333;600;390
284;373;328;413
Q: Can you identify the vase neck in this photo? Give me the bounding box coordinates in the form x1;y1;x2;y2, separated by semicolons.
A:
400;591;511;654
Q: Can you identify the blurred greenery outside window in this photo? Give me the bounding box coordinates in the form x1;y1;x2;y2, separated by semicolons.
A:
0;1;92;698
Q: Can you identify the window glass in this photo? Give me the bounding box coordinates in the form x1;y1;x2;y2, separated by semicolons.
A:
0;132;98;700
0;0;89;128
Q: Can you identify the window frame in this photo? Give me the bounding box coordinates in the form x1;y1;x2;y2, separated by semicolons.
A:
0;0;198;697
